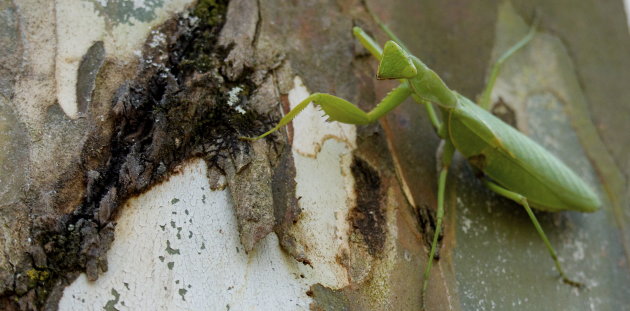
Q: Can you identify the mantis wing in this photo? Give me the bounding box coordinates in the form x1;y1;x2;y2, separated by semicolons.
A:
448;98;600;212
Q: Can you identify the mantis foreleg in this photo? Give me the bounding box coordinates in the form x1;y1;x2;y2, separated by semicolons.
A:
353;27;384;60
483;180;583;287
244;82;412;140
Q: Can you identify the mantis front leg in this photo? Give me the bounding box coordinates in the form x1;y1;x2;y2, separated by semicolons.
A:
243;82;413;140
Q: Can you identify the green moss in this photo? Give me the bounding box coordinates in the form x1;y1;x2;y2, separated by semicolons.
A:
26;269;38;281
26;269;50;283
178;0;229;73
193;0;228;27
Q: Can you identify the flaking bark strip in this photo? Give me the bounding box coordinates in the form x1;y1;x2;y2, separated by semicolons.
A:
270;136;306;263
223;140;275;252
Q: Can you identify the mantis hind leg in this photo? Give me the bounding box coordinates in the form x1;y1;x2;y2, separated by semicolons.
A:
477;19;538;110
483;180;583;288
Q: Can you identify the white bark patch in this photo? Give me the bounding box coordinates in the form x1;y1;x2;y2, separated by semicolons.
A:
288;76;357;289
54;0;105;118
52;0;195;119
59;159;312;310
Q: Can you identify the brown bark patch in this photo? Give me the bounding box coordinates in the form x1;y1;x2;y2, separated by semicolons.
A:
349;156;386;256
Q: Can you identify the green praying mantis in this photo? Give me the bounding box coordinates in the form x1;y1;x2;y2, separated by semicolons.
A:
243;16;600;307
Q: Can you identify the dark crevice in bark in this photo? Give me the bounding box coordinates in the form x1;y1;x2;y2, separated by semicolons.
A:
349;156;386;256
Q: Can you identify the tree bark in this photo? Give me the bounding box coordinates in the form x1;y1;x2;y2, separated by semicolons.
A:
1;0;629;310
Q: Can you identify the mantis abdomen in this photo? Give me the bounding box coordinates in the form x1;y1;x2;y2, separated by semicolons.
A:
448;97;600;212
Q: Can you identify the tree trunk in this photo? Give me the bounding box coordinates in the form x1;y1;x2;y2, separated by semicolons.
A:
1;0;629;310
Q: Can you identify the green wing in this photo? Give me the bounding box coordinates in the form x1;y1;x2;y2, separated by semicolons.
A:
448;97;600;212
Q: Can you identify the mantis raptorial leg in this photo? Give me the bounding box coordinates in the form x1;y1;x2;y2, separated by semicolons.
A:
241;82;413;141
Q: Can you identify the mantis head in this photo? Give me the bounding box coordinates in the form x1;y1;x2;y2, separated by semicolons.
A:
378;40;458;109
377;41;417;80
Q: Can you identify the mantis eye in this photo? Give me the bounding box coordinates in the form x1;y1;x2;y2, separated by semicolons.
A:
377;41;417;80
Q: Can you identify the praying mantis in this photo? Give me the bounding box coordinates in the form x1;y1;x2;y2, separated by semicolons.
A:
243;15;600;308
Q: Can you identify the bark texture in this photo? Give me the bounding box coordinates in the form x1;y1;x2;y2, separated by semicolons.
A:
1;0;629;310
